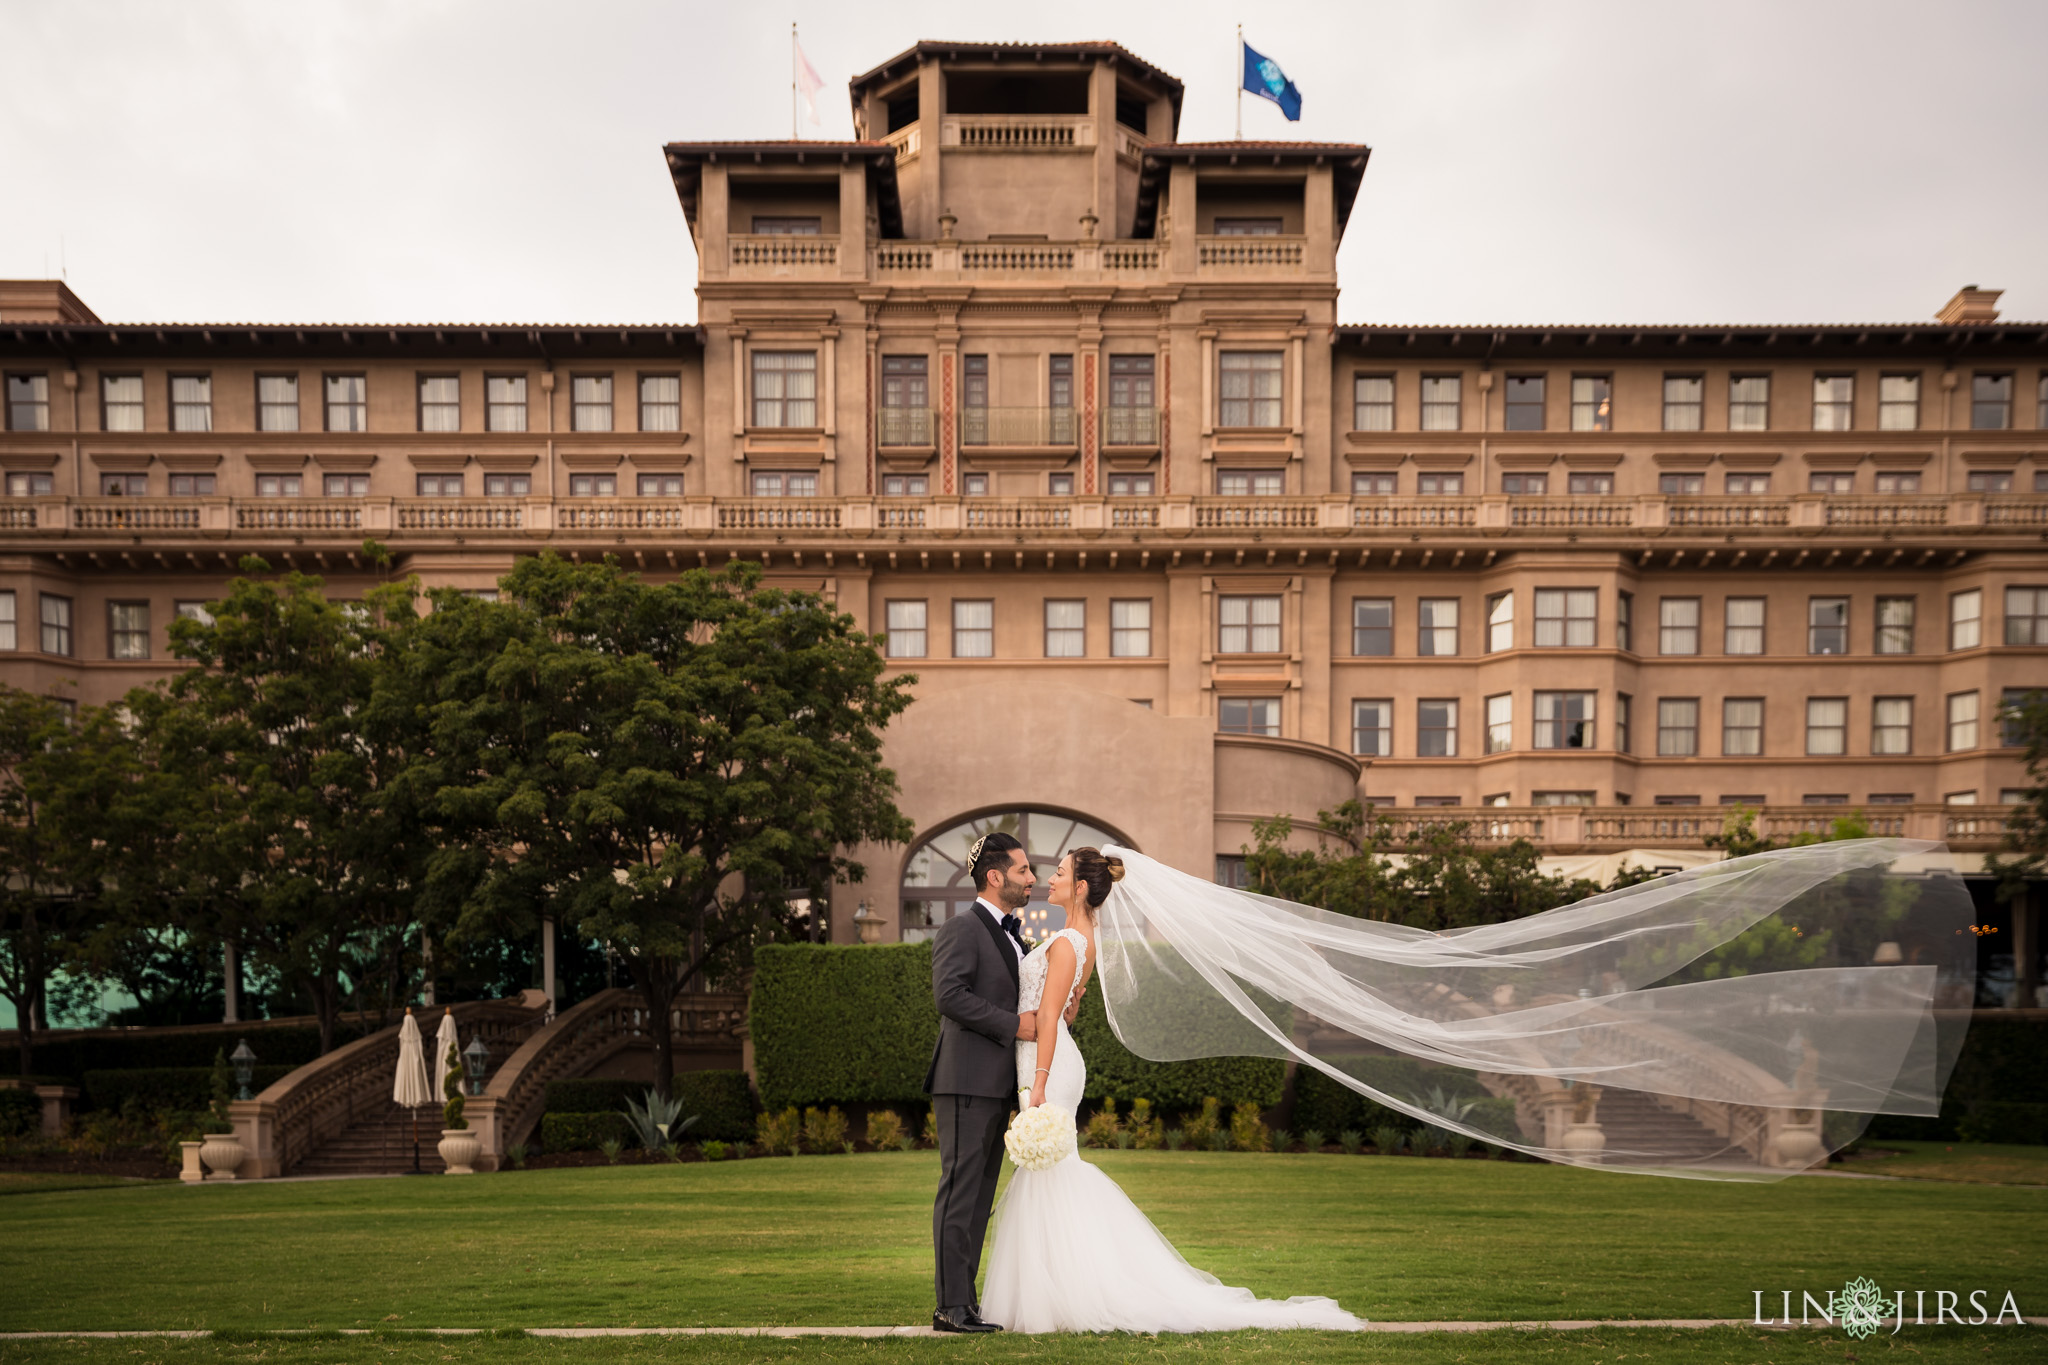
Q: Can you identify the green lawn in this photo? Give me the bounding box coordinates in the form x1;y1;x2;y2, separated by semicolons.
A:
0;1152;2041;1337
0;1172;145;1197
1844;1141;2048;1186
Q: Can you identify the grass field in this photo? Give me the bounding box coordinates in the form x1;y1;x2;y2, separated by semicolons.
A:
1845;1141;2048;1186
2;1150;2042;1339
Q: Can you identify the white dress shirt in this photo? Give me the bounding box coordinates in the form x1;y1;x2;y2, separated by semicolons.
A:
976;897;1024;962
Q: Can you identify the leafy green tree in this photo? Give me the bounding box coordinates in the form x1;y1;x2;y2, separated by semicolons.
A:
1989;689;2048;907
376;555;914;1097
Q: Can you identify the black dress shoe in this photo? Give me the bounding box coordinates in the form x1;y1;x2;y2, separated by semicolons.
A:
932;1306;997;1333
964;1307;1005;1331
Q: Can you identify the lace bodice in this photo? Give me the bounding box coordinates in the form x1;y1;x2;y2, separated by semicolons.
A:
1018;926;1089;1013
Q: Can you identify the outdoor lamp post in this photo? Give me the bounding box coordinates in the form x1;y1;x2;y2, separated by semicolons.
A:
462;1036;490;1097
230;1040;258;1101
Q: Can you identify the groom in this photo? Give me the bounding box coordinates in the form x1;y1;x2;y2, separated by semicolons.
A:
923;831;1062;1334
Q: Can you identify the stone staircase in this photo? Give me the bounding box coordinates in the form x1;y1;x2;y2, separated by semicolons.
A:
292;1102;451;1177
1590;1087;1742;1164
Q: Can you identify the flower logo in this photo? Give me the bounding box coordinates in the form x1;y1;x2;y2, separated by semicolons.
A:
1832;1277;1888;1339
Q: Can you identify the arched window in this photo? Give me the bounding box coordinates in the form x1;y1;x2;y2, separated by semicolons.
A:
899;809;1129;942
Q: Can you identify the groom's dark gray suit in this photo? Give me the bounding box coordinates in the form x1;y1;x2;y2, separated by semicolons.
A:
925;899;1023;1314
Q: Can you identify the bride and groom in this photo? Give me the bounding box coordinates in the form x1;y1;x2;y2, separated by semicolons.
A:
923;830;1366;1335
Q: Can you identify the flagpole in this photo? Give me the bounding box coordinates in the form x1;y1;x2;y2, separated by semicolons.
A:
1235;25;1243;141
791;23;799;140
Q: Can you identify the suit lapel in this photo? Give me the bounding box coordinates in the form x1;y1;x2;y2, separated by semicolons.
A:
971;902;1021;989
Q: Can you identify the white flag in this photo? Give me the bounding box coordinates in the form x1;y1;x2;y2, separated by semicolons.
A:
794;37;826;127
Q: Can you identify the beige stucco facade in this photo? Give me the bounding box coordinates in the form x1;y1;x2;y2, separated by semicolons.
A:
1;41;2043;952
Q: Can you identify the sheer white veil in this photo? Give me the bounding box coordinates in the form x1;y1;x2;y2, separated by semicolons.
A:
1095;839;1974;1180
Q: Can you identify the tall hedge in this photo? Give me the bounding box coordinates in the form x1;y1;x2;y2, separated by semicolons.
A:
83;1066;298;1115
1;1024;360;1092
750;941;1284;1115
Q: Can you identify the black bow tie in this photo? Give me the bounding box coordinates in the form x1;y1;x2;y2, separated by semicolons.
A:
1000;913;1029;951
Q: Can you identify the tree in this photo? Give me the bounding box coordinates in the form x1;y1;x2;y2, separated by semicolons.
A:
1989;689;2048;907
377;555;914;1097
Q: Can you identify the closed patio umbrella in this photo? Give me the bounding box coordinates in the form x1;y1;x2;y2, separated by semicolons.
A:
433;1008;461;1111
393;1008;434;1174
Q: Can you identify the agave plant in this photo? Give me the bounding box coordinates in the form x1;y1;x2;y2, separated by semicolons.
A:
623;1087;698;1154
1417;1085;1479;1153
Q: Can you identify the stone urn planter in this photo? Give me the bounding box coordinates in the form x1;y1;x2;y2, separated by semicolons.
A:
1557;1122;1607;1159
438;1127;481;1175
1770;1124;1827;1169
198;1132;246;1180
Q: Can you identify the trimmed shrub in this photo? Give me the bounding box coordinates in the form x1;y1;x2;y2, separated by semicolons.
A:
1127;1098;1164;1150
698;1140;730;1161
0;1085;38;1137
757;1106;802;1157
1371;1124;1407;1154
1293;1057;1499;1138
866;1109;906;1150
83;1066;297;1116
541;1072;754;1143
4;1024;360;1088
802;1105;849;1153
1229;1100;1269;1152
541;1112;633;1152
1178;1097;1221;1150
1956;1101;2048;1146
1072;984;1284;1110
1082;1097;1121;1149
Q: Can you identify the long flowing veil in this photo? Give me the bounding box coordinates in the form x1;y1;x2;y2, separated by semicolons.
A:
1096;839;1975;1180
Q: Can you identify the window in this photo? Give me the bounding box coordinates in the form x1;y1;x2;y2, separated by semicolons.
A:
1417;598;1459;655
2040;375;2048;428
1947;691;1979;751
1534;791;1597;806
1044;600;1085;657
39;593;72;656
1215;856;1250;889
1485;591;1514;651
1724;597;1765;655
1352;699;1392;757
254;474;301;497
1875;471;1921;494
1812;375;1853;430
100;473;146;496
1724;473;1771;494
1657;698;1699;756
1722;698;1764;756
1966;470;2012;493
1616;592;1633;651
1534;691;1595;749
567;473;617;496
484;474;530;497
751;216;820;234
1878;374;1919;430
1218;595;1281;654
1568;472;1613;495
486;376;528;432
1805;697;1847;755
1049;354;1074;418
1804;794;1850;807
101;375;143;431
1110;599;1151;657
1219;351;1283;427
1213;217;1283;235
1354;375;1393;431
1867;793;1914;805
2004;688;2045;747
171;375;212;432
1663;375;1703;431
1503;375;1545;430
245;373;298;433
880;474;928;496
1107;355;1155;443
169;473;215;496
418;376;460;432
1659;597;1700;655
2009;587;2048;645
1945;791;1978;806
962;472;989;497
1728;375;1769;430
1534;589;1596;648
1658;472;1703;495
1950;589;1982;650
1352;472;1396;495
1808;597;1849;655
1809;471;1855;494
1874;596;1915;654
1654;795;1702;807
5;374;49;430
961;356;988;436
1571;375;1612;432
412;473;460;497
1106;473;1154;496
637;473;684;497
1417;700;1459;757
1872;697;1913;754
1420;375;1461;431
1047;472;1074;496
1219;698;1281;737
107;602;149;660
1971;373;2011;429
1417;472;1463;495
6;473;52;496
756;351;820;428
638;374;681;432
1484;693;1513;752
1500;472;1548;495
571;376;613;432
1615;693;1631;752
1413;796;1462;808
324;474;369;497
0;591;13;650
324;375;367;432
952;600;993;658
1352;598;1392;656
750;470;816;497
885;601;926;658
1217;469;1284;496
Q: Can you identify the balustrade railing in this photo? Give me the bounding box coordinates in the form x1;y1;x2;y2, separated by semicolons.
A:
1354;498;1477;528
556;499;690;531
728;235;838;270
1194;496;1320;529
877;407;934;446
1666;499;1789;528
944;115;1092;149
73;499;203;532
1986;496;2048;527
963;498;1073;531
397;499;525;531
1509;497;1635;528
1103;407;1159;445
961;406;1077;446
234;499;364;532
1823;496;1949;527
1197;235;1306;268
959;242;1074;271
716;498;841;531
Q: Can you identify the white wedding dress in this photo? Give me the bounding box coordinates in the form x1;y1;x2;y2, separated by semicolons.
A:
979;927;1367;1334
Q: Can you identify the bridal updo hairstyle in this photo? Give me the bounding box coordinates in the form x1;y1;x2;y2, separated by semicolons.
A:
1069;846;1126;911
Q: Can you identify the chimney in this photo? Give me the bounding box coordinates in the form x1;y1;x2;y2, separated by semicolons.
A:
1936;285;2002;325
0;280;101;325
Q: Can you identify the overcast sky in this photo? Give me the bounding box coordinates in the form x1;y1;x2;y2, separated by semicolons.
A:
5;0;2044;328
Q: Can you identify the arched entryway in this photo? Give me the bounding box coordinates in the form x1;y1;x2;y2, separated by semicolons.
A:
899;809;1131;942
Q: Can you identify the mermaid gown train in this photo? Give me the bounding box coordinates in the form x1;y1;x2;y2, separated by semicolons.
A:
978;927;1367;1334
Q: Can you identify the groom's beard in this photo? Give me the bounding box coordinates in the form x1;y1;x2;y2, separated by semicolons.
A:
994;877;1032;912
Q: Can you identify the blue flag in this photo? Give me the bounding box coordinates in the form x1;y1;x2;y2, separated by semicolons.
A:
1241;41;1302;122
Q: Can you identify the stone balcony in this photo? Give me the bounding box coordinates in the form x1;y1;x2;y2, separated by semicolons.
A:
704;233;1320;285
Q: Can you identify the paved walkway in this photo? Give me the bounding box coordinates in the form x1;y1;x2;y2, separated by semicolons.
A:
6;1320;2043;1338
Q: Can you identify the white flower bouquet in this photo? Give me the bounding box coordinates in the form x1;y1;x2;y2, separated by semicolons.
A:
1005;1099;1077;1172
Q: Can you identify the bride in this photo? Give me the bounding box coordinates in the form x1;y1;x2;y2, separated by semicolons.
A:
978;846;1367;1335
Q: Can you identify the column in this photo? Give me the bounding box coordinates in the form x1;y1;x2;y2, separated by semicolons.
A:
222;942;239;1024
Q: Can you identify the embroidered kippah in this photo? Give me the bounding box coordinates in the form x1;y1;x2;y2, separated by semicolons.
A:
967;833;991;868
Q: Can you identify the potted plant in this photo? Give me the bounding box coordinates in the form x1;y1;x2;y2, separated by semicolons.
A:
1557;1082;1606;1158
197;1048;246;1179
437;1040;481;1175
